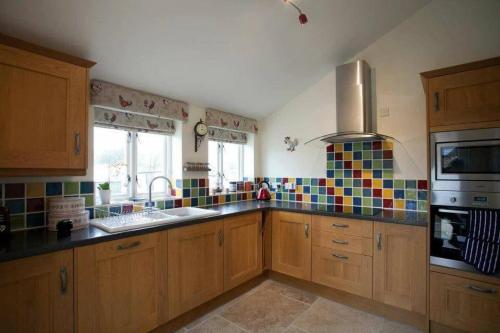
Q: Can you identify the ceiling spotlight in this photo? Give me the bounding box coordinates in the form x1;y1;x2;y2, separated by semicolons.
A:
284;0;308;25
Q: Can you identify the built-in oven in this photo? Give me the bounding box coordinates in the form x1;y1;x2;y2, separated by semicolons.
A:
430;128;500;193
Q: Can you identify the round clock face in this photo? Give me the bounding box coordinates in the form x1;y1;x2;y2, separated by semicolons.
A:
195;121;208;136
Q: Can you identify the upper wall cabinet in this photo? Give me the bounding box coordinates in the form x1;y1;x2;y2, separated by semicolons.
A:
421;57;500;132
0;34;95;176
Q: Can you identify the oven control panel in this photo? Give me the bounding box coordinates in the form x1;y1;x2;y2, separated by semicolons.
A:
432;190;499;209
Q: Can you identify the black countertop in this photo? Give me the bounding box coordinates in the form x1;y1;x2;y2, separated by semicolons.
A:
0;201;428;263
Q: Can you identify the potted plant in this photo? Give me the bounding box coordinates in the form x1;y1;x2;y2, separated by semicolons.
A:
97;182;111;205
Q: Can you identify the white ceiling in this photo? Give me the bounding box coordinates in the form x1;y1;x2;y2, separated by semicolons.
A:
0;0;429;119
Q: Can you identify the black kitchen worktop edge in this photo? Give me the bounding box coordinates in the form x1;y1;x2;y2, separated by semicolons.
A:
0;201;428;263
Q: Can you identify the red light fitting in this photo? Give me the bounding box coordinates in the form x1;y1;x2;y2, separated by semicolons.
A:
283;0;308;25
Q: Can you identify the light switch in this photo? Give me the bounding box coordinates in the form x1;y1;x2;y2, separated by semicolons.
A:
379;107;390;118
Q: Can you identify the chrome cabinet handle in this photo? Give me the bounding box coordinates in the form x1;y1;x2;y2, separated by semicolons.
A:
332;239;349;245
438;208;468;215
218;230;224;246
332;253;349;260
60;266;67;294
376;232;382;250
434;92;440;112
467;284;497;294
117;240;141;251
304;224;309;238
332;223;348;228
74;132;81;155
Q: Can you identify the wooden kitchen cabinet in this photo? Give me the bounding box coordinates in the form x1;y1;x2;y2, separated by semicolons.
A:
421;57;500;132
0;250;73;333
224;212;262;291
76;233;168;333
272;211;312;280
168;220;224;319
430;271;500;333
0;34;95;176
373;222;427;315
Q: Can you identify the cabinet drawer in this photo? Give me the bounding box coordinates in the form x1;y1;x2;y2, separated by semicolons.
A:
313;215;372;238
312;246;372;298
430;272;500;333
312;228;372;256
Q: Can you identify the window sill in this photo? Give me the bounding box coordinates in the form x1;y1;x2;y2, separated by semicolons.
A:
95;196;181;207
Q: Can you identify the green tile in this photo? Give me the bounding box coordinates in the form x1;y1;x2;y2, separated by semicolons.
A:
283;193;289;201
394;179;405;189
10;214;25;230
418;201;427;212
231;194;237;202
64;182;79;195
362;198;372;207
373;160;383;169
406;190;417;200
344;179;353;187
319;195;326;203
311;186;319;195
327;161;334;170
83;194;94;207
353;188;362;197
191;188;199;198
182;179;191;188
353;142;362;151
383;170;393;179
363;151;372;159
334;170;343;178
303;178;311;185
94;207;109;218
199;196;206;206
156;201;165;209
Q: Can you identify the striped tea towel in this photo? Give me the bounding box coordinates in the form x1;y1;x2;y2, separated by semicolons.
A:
462;209;500;274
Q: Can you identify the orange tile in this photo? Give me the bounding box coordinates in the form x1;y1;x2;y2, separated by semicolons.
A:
373;179;383;189
395;200;405;209
383;141;393;150
296;185;303;193
344;206;353;213
183;199;191;207
344;197;353;205
334;143;343;152
352;161;362;170
343;152;353;160
26;182;44;198
362;170;372;179
303;194;311;203
326;179;334;187
383;189;393;198
335;188;343;196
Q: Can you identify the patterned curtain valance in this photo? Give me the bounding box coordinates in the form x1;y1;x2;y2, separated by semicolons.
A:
90;79;188;122
208;127;247;144
206;108;258;133
94;107;175;135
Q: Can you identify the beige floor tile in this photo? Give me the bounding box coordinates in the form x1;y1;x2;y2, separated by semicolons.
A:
379;320;423;333
220;288;310;333
187;315;248;333
283;326;308;333
263;280;318;304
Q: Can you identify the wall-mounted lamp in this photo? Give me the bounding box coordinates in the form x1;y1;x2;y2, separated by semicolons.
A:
284;136;299;152
284;0;308;25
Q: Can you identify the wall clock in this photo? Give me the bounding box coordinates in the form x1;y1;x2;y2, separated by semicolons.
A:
194;119;208;152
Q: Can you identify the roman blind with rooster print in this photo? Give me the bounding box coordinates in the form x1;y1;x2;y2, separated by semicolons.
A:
205;108;258;144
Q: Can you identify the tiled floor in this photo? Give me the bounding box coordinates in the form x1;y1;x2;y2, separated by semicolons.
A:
176;280;422;333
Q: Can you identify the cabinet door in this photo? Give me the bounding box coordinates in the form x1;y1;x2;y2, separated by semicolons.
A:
0;43;88;171
373;222;427;315
428;64;500;129
168;220;224;319
0;250;73;333
272;211;312;280
430;272;500;333
224;212;262;291
76;233;167;333
312;246;372;298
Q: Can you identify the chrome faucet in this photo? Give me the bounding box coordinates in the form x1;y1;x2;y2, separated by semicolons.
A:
148;176;174;209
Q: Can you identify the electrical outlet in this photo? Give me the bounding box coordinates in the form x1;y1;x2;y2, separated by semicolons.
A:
379;107;390;118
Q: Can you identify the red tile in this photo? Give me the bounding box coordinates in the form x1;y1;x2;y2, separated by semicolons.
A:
335;196;343;204
353;170;362;178
282;178;288;184
296;194;303;201
373;189;382;198
319;178;326;186
5;183;24;199
327;187;334;195
171;189;177;196
27;198;44;212
383;150;393;159
199;179;206;187
363;179;372;188
335;152;343;160
383;199;393;208
373;141;382;150
344;161;352;169
335;205;344;212
242;193;248;200
326;144;334;152
418;180;428;190
212;196;219;204
175;199;183;208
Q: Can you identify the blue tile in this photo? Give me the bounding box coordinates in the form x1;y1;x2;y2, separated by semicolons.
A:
353;179;362;187
237;193;242;201
362;160;372;169
327;196;334;204
353;197;362;206
303;186;310;194
165;200;174;209
183;189;191;198
418;190;428;200
296;178;303;185
335;179;343;187
191;198;198;206
311;195;318;203
327;170;334;178
27;213;45;228
276;192;282;200
353;206;362;214
373;150;383;159
327;152;335;161
373;170;382;179
46;182;62;196
79;181;94;194
176;179;183;188
311;178;319;186
319;187;326;195
363;142;372;150
383;180;393;188
405;180;417;189
86;208;94;219
344;143;352;151
406;200;417;210
344;188;352;196
191;179;198;188
205;196;213;205
5;199;25;214
353;151;362;160
225;194;231;202
343;170;352;178
289;193;296;201
363;189;372;197
394;189;405;199
110;206;121;214
199;188;206;196
373;198;382;208
335;161;343;169
383;160;393;169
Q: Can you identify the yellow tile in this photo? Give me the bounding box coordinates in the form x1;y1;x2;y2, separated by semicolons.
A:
183;199;191;207
344;206;353;213
343;152;353;160
334;143;343;152
26;182;44;198
395;200;405;209
326;179;334;187
218;195;225;204
344;197;353;205
296;185;303;193
271;192;276;199
373;179;383;189
335;188;343;196
362;170;372;179
352;161;362;170
133;205;144;212
383;141;393;150
288;178;295;184
383;189;393;198
303;194;311;203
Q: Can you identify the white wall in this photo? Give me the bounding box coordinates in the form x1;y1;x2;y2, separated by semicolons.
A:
258;0;500;180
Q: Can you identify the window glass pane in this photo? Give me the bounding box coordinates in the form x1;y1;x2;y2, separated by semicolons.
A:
208;141;220;189
93;127;129;197
136;132;167;195
222;142;242;189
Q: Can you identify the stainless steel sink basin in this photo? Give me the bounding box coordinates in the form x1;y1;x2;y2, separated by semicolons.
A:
162;207;220;219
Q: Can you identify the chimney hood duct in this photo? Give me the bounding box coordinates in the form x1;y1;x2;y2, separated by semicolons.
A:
305;60;396;144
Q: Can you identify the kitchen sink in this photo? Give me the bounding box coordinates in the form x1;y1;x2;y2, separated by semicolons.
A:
91;207;220;233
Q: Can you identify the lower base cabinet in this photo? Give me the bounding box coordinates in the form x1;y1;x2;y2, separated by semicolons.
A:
430;271;500;333
0;250;73;333
76;233;168;333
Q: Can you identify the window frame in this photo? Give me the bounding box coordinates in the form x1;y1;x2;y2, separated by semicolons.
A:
209;141;244;191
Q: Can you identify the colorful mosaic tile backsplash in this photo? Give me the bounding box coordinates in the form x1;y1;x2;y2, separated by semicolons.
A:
0;179;255;231
257;140;428;213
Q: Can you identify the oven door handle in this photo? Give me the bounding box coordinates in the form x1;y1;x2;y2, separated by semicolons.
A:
438;208;469;215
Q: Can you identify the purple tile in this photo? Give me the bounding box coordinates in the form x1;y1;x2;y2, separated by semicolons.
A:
27;198;44;213
5;183;25;199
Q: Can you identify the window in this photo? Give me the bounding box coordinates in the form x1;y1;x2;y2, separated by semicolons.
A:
94;127;172;202
209;141;244;191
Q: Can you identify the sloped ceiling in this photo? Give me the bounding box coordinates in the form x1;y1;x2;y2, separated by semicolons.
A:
0;0;430;119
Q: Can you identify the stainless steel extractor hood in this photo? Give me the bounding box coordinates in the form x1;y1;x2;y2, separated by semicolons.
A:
306;60;395;144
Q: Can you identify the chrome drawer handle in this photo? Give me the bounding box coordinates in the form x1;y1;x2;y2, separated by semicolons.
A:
332;239;348;245
60;266;67;294
218;230;224;246
74;132;81;155
434;92;440;112
376;232;382;250
467;284;497;294
304;224;309;238
332;253;349;260
332;223;348;228
117;241;141;250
